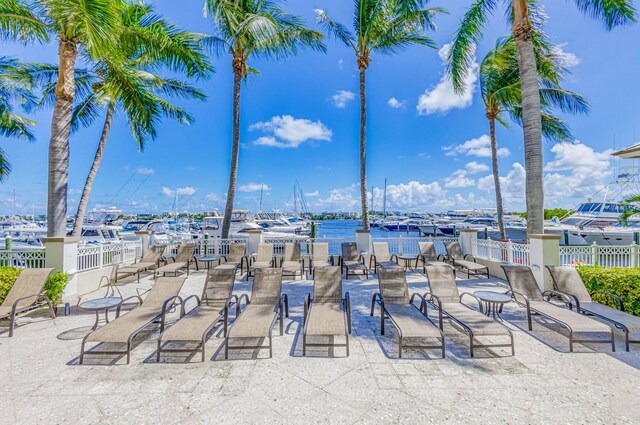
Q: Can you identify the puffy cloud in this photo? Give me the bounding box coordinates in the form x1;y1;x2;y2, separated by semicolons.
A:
443;135;510;158
206;193;222;202
465;161;490;174
477;163;526;206
387;97;405;109
417;43;478;115
331;90;355;108
238;183;271;192
551;43;581;68
444;169;475;188
162;186;197;197
250;115;332;148
305;190;319;197
136;167;155;175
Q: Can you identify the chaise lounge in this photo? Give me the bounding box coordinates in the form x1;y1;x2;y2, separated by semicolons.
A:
115;245;165;282
246;243;274;280
444;242;489;279
370;241;401;273
281;243;304;280
418;241;452;271
340;242;368;279
310;242;332;277
154;243;195;278
215;243;248;274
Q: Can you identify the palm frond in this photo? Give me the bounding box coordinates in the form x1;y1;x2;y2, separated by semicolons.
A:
0;0;49;43
573;0;637;29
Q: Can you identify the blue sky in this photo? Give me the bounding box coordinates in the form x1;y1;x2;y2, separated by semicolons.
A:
1;0;640;215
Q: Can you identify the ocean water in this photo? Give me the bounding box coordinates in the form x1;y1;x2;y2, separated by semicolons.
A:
313;220;422;239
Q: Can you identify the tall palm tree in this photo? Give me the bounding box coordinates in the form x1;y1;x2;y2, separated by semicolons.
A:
0;0;123;236
203;0;325;238
448;0;635;237
479;35;589;240
0;56;36;182
315;0;444;230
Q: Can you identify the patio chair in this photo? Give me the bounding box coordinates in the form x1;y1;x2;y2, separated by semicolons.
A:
223;268;288;359
501;265;615;352
340;242;368;279
310;242;332;277
370;268;445;358
157;268;238;361
370;241;401;273
418;241;452;271
547;265;640;351
424;265;514;357
246;243;274;280
444;242;489;279
154;243;196;278
0;268;55;337
214;243;248;274
281;243;304;280
79;276;187;364
303;266;351;356
115;245;166;282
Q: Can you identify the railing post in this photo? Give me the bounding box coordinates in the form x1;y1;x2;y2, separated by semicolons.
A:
398;234;403;255
591;242;598;266
247;230;263;255
506;240;513;264
631;243;638;268
528;234;560;291
43;236;79;298
459;229;478;257
135;230;153;256
98;244;104;269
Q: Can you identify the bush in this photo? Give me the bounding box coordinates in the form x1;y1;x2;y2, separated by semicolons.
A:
576;266;640;316
0;267;68;305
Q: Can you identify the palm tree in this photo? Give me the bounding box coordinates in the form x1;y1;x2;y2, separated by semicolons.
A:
448;0;635;237
479;34;589;240
0;0;123;236
315;0;444;230
203;0;325;238
0;56;36;182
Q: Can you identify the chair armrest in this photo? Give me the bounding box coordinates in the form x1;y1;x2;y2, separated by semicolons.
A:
281;294;289;317
369;254;376;269
10;292;45;313
370;292;382;316
391;254;399;263
160;295;184;332
543;290;577;309
463;254;477;262
358;254;366;265
437;254;447;262
460;292;483;312
423;291;443;329
304;293;311;324
507;289;530;309
181;294;201;316
344;291;352;334
591;291;624;311
116;295;143;317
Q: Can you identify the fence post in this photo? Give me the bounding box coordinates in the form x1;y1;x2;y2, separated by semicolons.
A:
631;243;638;268
591;242;598;266
98;244;104;269
43;236;79;298
247;230;263;255
528;234;560;291
355;230;372;254
459;229;478;257
135;231;153;256
398;234;403;255
506;240;513;264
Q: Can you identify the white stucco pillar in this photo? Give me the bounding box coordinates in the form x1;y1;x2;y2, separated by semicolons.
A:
459;229;479;257
247;230;263;255
134;230;153;256
355;230;372;254
43;237;79;297
528;234;561;291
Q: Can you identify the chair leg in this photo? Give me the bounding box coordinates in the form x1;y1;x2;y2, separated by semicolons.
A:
156;340;161;362
398;337;402;358
224;339;229;359
303;333;306;357
9;313;16;337
47;300;56;319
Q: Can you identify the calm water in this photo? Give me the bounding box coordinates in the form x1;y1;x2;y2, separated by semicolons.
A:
313;220;422;239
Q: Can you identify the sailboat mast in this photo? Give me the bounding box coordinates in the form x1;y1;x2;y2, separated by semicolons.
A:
383;178;387;219
259;184;264;212
293;185;298;214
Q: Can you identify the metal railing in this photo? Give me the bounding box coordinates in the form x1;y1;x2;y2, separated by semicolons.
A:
559;243;639;267
0;249;46;268
474;239;530;265
372;237;457;256
77;241;142;272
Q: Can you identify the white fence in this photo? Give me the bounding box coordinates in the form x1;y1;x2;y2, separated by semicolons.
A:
0;249;46;268
559;244;639;267
474;239;531;265
373;237;457;256
77;241;143;272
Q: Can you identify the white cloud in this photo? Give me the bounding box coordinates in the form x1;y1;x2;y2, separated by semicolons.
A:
162;187;174;197
136;167;155;175
206;193;222;202
250;115;332;148
387;97;405;109
443;135;510;158
162;186;197;197
313;184;361;211
551;43;581;68
331;90;355;108
305;191;319;197
417;43;478;115
465;161;490;174
444;169;475;188
238;183;271;192
337;59;344;69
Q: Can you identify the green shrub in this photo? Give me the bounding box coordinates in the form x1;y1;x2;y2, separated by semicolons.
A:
0;267;68;305
576;266;640;316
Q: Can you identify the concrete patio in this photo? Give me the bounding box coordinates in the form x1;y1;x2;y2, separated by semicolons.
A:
1;269;639;424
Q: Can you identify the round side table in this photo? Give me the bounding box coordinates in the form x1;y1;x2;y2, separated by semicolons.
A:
473;291;512;321
78;297;123;330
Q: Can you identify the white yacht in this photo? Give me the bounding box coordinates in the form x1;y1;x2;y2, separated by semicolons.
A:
201;211;307;240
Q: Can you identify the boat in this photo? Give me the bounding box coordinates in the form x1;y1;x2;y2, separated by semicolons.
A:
201;211;307;240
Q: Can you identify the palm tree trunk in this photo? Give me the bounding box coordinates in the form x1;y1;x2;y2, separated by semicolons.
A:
47;39;77;237
359;66;370;230
512;0;544;237
221;66;242;238
488;116;506;240
72;102;115;237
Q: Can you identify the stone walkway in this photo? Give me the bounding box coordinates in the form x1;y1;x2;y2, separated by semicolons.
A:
1;269;639;424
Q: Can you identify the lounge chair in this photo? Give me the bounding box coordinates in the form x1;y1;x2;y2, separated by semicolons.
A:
0;268;55;337
223;268;288;359
370;241;401;273
215;243;248;274
310;242;332;277
370;268;445;358
424;265;514;357
115;245;166;282
281;243;304;280
157;268;238;361
154;243;195;278
303;266;351;356
444;242;489;279
418;241;452;271
340;242;368;279
547;265;640;351
246;243;274;280
79;276;187;364
501;265;615;352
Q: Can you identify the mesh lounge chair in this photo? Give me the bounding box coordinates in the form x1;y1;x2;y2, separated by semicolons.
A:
223;268;288;359
444;242;489;279
502;265;615;352
424;265;514;357
0;268;55;337
214;243;248;274
157;268;238;361
80;276;187;364
310;242;332;277
116;245;166;282
303;266;351;356
547;265;640;351
370;242;401;273
246;243;274;280
154;243;196;278
370;268;445;358
281;243;304;280
340;242;368;279
418;242;452;271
